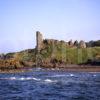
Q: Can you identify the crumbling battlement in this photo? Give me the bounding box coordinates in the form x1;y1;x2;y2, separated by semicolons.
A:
36;31;86;51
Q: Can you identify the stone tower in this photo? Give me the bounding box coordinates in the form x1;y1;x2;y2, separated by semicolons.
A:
36;31;43;52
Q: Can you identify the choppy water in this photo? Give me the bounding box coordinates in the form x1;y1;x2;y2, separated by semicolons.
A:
0;68;100;100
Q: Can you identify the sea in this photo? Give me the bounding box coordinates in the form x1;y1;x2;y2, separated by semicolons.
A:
0;68;100;100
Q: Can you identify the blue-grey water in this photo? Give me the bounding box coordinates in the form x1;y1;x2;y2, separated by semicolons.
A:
0;69;100;100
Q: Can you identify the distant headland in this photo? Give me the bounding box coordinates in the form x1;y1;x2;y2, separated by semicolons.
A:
0;31;100;73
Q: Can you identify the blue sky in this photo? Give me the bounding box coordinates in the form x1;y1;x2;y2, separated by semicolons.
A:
0;0;100;53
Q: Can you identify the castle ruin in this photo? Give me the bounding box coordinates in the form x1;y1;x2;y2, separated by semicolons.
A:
36;31;86;51
36;31;43;52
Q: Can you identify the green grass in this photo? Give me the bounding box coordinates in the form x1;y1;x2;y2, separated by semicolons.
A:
40;43;100;64
5;43;100;65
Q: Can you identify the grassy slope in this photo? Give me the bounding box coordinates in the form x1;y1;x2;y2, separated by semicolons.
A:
40;42;100;64
4;43;100;65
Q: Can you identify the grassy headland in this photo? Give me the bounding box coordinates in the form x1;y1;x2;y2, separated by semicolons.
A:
0;32;100;72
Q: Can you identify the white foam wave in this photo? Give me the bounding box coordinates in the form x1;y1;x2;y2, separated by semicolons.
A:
0;77;41;81
19;77;25;80
10;77;16;80
50;74;75;78
32;77;41;81
70;74;74;77
44;79;57;83
93;74;96;77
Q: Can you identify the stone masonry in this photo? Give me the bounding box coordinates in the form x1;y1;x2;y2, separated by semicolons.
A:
36;31;86;51
36;31;43;52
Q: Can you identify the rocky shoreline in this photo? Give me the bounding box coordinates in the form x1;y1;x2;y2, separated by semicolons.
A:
0;65;100;73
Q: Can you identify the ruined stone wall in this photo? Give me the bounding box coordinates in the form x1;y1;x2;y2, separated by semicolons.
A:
43;39;86;48
36;31;86;50
79;40;86;48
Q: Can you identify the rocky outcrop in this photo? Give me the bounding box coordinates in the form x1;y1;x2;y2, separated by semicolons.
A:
0;59;24;70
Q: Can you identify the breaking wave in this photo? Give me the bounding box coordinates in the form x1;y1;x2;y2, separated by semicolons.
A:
0;77;41;81
49;73;75;77
44;79;57;83
0;77;57;83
